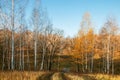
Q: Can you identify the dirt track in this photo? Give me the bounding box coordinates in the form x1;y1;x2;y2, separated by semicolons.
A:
37;72;96;80
36;72;53;80
37;72;70;80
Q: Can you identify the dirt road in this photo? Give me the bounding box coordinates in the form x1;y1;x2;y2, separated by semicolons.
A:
37;72;96;80
37;72;70;80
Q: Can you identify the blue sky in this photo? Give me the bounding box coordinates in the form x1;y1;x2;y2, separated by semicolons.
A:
26;0;120;37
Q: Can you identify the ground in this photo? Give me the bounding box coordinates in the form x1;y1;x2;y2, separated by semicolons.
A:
0;71;120;80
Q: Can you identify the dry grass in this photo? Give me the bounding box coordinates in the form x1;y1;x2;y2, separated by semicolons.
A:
65;73;84;80
65;73;120;80
89;74;120;80
52;73;63;80
0;71;45;80
1;71;120;80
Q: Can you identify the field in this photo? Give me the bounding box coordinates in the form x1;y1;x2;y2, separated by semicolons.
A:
0;71;120;80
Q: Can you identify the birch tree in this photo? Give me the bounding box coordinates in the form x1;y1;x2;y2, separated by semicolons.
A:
31;0;41;70
80;12;92;72
100;17;119;74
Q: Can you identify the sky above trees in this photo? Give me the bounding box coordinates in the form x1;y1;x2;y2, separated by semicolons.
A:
26;0;120;37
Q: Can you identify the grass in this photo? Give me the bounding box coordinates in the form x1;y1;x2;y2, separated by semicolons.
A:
90;74;120;80
0;71;45;80
52;73;63;80
65;73;86;80
65;73;120;80
0;71;120;80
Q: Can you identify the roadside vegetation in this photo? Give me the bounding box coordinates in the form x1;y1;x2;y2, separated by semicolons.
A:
1;72;120;80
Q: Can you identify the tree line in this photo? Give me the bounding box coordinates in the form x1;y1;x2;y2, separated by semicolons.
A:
0;0;120;75
69;13;120;74
0;0;64;71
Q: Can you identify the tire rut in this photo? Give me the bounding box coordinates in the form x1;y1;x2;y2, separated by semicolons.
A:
60;72;71;80
51;72;69;80
36;72;54;80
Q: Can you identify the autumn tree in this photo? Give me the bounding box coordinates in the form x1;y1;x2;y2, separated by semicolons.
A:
99;17;119;74
31;0;41;70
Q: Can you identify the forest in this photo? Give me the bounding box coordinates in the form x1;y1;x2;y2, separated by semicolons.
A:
0;0;120;80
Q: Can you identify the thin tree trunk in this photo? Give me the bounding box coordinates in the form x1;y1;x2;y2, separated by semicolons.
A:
107;35;110;74
102;56;105;73
27;41;30;70
11;0;14;70
2;49;5;70
2;27;6;70
82;52;85;73
34;39;37;70
40;48;46;70
19;32;22;70
6;31;9;70
112;45;114;75
107;52;109;74
48;53;52;71
91;52;93;73
22;38;24;70
57;55;60;71
76;58;80;72
85;53;88;72
48;48;55;71
8;50;10;70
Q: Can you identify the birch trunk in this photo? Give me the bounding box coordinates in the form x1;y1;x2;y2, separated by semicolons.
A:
11;0;14;70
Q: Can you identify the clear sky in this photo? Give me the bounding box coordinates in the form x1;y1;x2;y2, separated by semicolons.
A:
26;0;120;37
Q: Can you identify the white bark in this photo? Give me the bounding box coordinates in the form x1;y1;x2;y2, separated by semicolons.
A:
11;0;14;70
107;34;110;74
19;26;22;70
